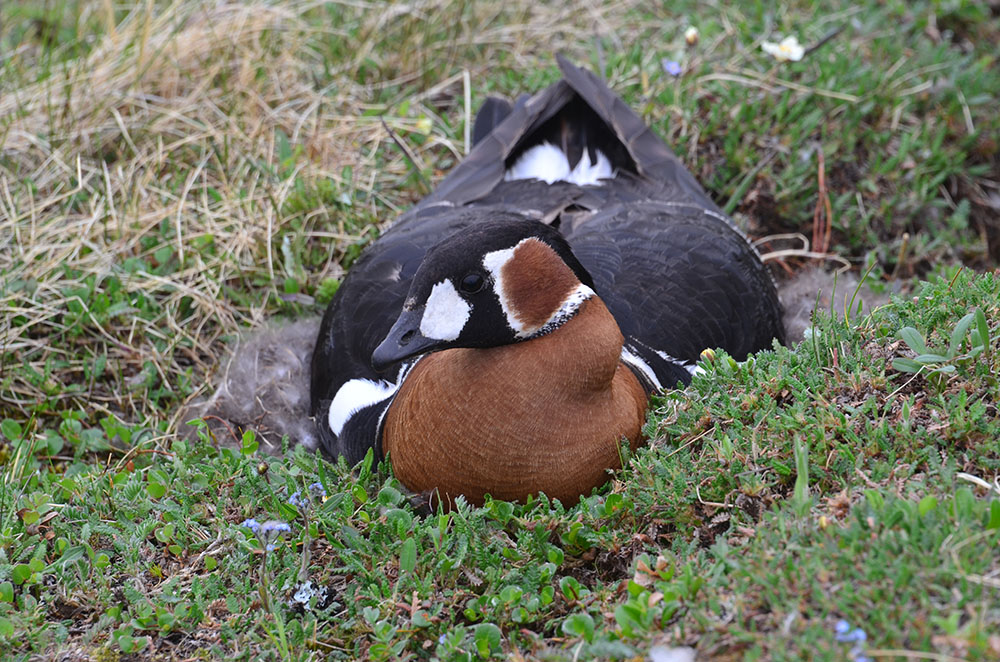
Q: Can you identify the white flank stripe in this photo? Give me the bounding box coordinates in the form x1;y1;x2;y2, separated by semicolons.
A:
654;349;699;376
621;346;663;391
505;143;612;186
419;279;470;341
328;378;399;437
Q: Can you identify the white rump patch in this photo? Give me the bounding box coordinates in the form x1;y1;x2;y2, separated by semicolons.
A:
567;149;612;186
419;279;470;341
505;143;612;186
328;378;399;437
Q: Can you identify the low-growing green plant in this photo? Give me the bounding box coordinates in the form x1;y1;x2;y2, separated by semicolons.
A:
893;307;993;388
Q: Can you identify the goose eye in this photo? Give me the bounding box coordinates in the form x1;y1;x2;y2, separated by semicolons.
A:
460;273;485;294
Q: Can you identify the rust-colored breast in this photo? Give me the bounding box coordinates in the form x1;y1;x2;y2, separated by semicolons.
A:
382;298;648;506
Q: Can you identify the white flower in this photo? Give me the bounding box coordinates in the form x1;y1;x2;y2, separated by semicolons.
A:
761;35;804;62
684;26;699;45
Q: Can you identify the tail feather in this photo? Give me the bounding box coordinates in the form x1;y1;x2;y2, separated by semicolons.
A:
472;96;513;146
420;55;717;213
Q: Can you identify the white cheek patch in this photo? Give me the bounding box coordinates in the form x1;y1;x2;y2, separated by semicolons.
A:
419;279;470;341
328;378;399;437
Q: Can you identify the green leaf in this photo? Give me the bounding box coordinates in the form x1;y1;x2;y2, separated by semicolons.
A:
473;623;502;658
55;545;86;569
411;610;431;628
559;576;583;601
864;489;885;512
0;419;22;441
118;634;135;653
987;501;1000;530
974;308;990;354
499;585;522;604
614;603;645;637
918;496;938;517
377;486;402;506
914;353;948;364
793;437;810;513
948;312;976;358
11;564;31;586
0;617;14;638
204;556;217;571
399;537;416;573
605;493;624;513
157;610;175;632
898;327;928;354
561;612;594;642
0;582;13;603
20;509;39;525
487;499;514;525
240;430;258;455
892;358;923;373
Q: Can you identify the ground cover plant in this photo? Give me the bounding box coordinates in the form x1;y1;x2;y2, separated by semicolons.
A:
1;0;998;659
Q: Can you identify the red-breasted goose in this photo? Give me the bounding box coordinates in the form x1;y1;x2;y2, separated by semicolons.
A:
310;56;785;505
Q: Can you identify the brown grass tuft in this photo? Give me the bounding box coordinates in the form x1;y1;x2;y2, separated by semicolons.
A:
0;0;660;439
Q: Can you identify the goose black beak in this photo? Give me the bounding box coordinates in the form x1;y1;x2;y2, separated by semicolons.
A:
371;308;443;372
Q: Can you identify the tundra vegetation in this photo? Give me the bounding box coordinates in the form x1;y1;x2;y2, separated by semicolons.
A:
1;1;998;660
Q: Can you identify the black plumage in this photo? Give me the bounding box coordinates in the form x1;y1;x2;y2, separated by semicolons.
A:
310;56;785;464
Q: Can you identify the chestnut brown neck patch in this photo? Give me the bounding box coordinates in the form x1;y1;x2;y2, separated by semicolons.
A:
496;238;581;333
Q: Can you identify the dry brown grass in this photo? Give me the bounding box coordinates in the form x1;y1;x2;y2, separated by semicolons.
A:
0;0;663;439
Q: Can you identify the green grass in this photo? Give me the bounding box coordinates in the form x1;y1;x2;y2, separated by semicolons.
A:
2;0;999;659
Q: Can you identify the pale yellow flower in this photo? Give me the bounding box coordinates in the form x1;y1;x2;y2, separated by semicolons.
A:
761;35;805;62
684;26;699;45
415;116;433;135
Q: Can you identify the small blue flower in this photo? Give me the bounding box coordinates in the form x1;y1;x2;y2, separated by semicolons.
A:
259;520;291;551
241;518;261;533
662;59;683;77
260;520;291;535
289;482;327;510
834;620;871;661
